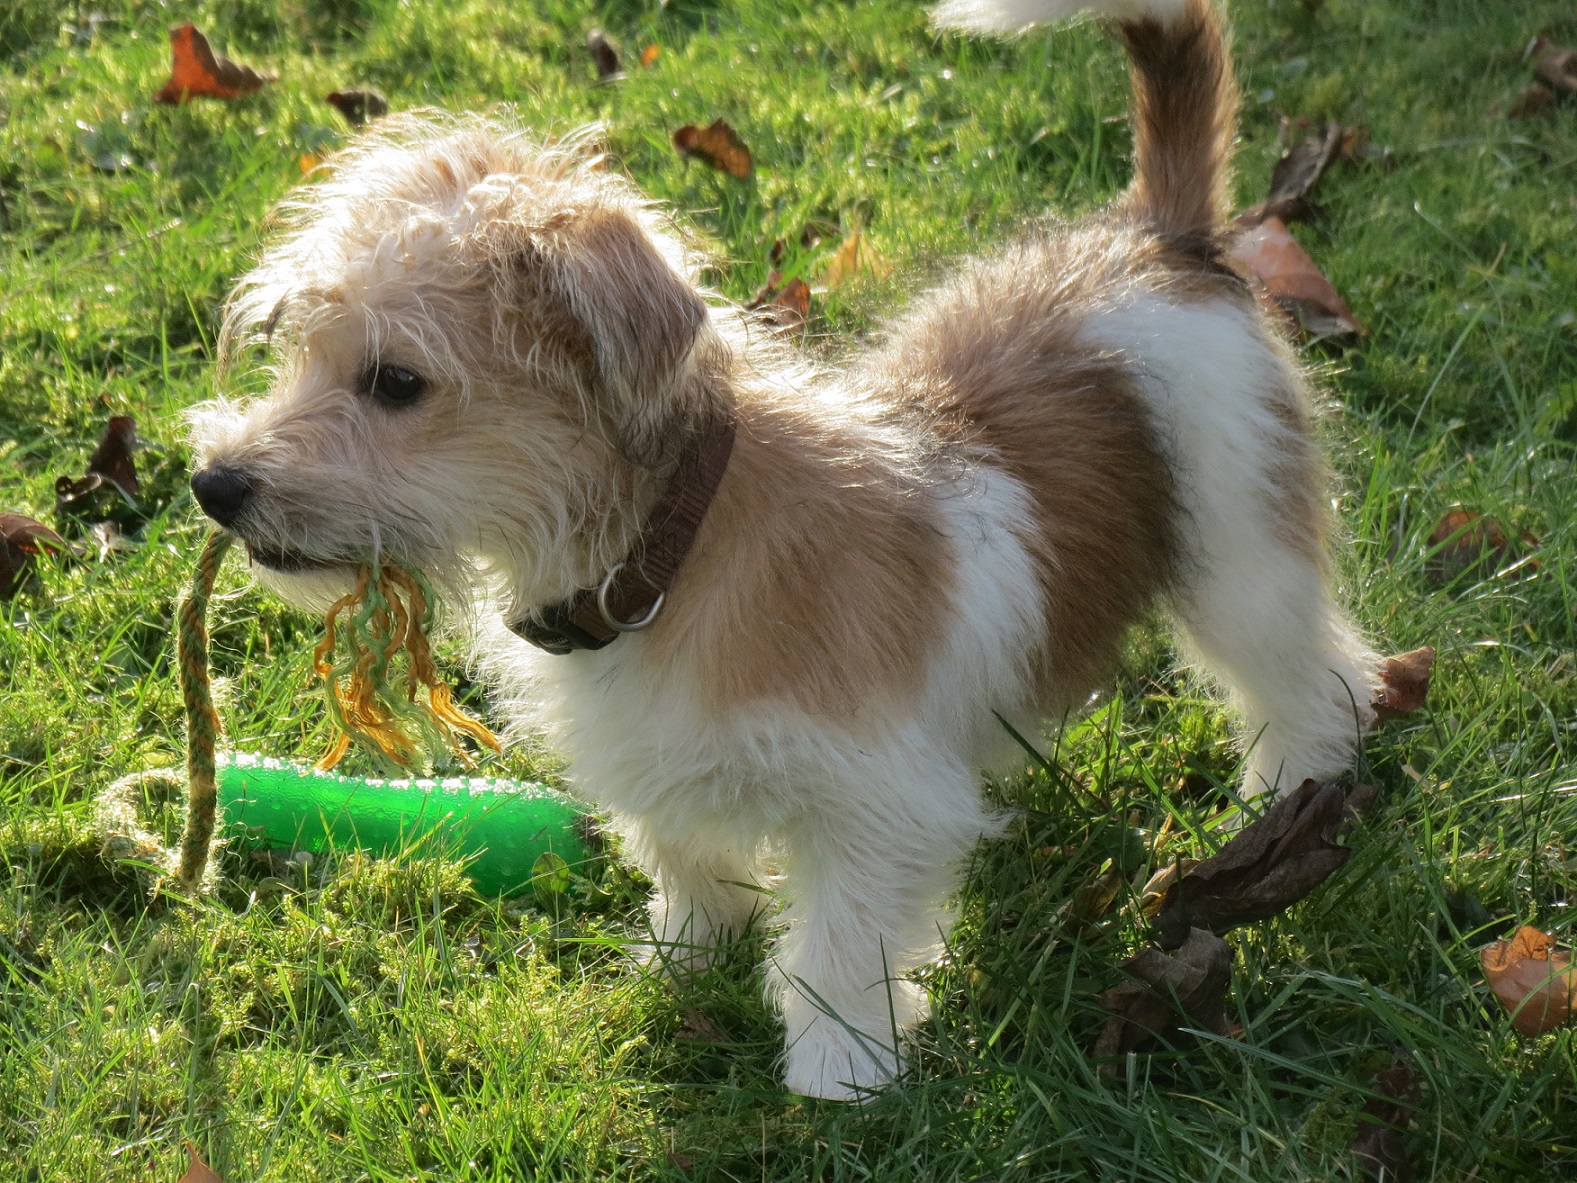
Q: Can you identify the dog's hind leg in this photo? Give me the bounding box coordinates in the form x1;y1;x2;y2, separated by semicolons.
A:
1171;507;1379;799
1088;290;1381;799
768;751;990;1099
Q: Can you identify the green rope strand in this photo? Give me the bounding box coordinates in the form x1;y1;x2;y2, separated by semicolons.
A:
96;530;493;892
174;529;233;889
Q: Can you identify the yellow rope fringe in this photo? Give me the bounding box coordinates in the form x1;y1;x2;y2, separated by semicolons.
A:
312;558;501;773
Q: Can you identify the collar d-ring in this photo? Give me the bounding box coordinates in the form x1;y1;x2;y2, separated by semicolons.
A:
596;562;664;632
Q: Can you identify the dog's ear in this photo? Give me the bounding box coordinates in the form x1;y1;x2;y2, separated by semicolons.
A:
533;207;709;463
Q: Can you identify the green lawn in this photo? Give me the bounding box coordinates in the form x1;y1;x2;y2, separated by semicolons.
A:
2;0;1575;1179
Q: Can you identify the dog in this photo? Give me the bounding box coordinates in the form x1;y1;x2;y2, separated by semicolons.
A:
188;0;1380;1100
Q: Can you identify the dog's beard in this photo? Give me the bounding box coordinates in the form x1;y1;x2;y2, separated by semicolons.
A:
245;551;362;615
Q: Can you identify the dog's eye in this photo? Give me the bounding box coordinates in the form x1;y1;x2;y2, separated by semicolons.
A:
364;363;426;408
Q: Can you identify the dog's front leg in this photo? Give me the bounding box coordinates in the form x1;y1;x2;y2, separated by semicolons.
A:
769;757;990;1100
623;817;767;979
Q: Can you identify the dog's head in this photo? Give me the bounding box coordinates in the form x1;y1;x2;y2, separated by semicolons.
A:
189;112;717;611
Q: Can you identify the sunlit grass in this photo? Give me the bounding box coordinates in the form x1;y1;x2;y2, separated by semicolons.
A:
2;0;1574;1179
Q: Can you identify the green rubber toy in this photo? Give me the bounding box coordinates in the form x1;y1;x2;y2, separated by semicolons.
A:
216;752;589;896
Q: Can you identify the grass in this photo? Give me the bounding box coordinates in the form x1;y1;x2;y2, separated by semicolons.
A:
2;0;1575;1178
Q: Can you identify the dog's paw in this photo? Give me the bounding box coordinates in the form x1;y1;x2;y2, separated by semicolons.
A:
782;1018;903;1101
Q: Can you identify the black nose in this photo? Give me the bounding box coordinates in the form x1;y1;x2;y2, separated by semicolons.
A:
190;465;255;527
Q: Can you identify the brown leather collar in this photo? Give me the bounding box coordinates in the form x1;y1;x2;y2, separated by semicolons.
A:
508;417;736;655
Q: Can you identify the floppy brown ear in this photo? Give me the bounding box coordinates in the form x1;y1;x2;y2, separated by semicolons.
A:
544;207;709;463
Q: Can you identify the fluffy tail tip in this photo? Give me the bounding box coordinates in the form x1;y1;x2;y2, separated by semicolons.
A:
931;0;1188;35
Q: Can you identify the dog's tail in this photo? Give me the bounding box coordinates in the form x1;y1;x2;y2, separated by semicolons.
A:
932;0;1235;243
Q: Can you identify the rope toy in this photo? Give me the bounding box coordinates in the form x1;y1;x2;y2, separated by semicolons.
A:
96;530;499;892
312;560;500;774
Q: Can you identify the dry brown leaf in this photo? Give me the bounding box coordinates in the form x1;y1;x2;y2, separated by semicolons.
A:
1350;1055;1419;1181
587;28;621;80
672;119;753;179
86;414;138;495
746;271;812;333
1503;82;1557;119
640;44;661;68
1240;119;1341;228
1138;858;1199;918
1338;124;1367;162
153;24;273;104
676;1007;729;1043
769;223;836;269
1336;125;1395;170
1153;779;1350;949
1425;507;1540;584
89;520;139;560
823;226;890;289
1372;646;1436;724
1227;215;1365;340
55;415;140;524
1481;925;1577;1036
1527;36;1577;94
1094;927;1236;1059
1344;782;1382;820
325;89;388;127
178;1143;224;1183
0;514;68;600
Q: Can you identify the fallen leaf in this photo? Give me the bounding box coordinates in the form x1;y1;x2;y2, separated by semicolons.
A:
89;520;139;560
1526;36;1577;95
1227;215;1365;340
1350;1054;1419;1181
1268;119;1341;205
1502;82;1556;119
153;24;274;105
298;153;321;174
1138;857;1198;918
1344;782;1381;820
55;415;142;528
1425;507;1540;584
86;414;138;495
677;1007;729;1043
745;271;811;333
1372;646;1436;724
1153;779;1350;949
640;44;661;68
587;28;621;80
178;1143;223;1183
1481;925;1577;1036
672;119;753;179
1337;124;1395;169
0;514;68;600
325;89;388;127
823;225;890;289
768;222;835;267
1240;119;1341;228
1094;927;1235;1059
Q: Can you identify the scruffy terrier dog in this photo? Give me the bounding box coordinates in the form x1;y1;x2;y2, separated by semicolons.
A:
190;0;1379;1099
